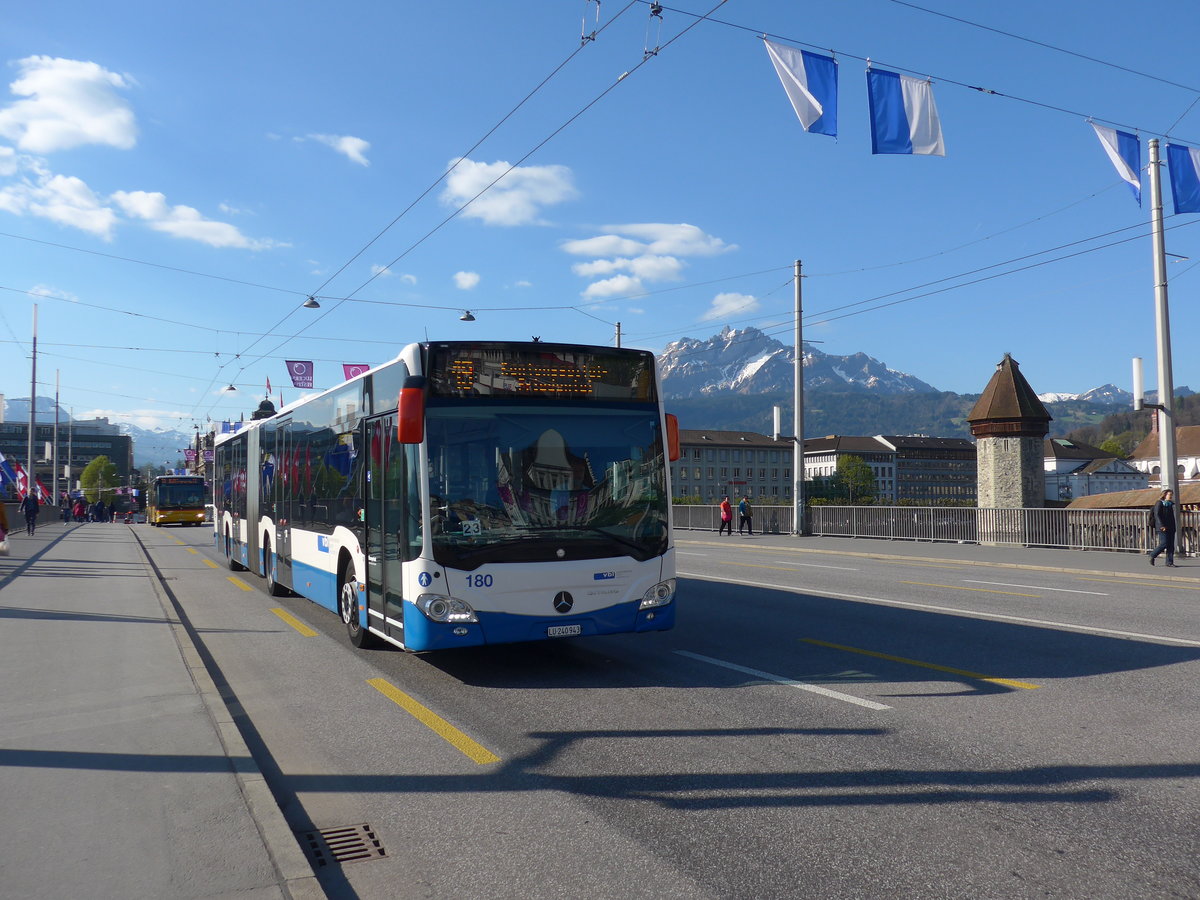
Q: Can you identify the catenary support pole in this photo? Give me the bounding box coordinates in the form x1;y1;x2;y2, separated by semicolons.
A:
1148;139;1180;553
27;304;37;499
793;260;807;535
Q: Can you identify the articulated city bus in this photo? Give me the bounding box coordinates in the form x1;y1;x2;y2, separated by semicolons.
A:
213;341;679;652
148;474;207;526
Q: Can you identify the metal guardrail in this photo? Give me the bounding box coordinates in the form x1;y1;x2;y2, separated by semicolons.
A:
672;504;1198;555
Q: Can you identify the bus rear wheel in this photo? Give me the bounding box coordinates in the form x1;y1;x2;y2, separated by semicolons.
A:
226;528;245;571
264;537;287;596
340;576;375;648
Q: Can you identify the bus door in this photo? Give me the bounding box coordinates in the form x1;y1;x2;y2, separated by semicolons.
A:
365;415;405;642
276;420;293;580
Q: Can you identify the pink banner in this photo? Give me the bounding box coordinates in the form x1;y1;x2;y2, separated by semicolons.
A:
343;363;370;380
286;360;314;389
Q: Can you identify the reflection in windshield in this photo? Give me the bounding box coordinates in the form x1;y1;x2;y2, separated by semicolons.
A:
425;404;667;568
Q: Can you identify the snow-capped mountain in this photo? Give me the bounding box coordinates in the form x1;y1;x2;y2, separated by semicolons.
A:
1037;383;1194;407
656;326;938;398
3;396;194;468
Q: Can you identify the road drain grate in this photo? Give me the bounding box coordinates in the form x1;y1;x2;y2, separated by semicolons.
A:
301;824;386;867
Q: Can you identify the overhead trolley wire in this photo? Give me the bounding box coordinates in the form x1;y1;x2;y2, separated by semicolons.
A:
230;1;640;370
217;0;731;410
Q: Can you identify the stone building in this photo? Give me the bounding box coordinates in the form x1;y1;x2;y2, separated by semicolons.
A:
968;354;1051;508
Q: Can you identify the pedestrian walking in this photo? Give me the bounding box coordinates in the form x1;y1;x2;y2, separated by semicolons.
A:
718;496;733;536
0;499;9;553
72;498;86;523
738;495;754;535
19;492;39;536
1148;489;1178;567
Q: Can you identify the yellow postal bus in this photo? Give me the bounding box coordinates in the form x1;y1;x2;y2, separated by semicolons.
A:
148;474;207;526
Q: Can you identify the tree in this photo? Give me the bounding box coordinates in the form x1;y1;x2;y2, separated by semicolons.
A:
80;455;119;503
1098;437;1125;459
836;455;876;505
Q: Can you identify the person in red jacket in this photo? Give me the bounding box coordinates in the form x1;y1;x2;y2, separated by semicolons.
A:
718;496;733;536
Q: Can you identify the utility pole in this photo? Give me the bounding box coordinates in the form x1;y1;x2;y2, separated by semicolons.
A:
52;369;59;505
792;260;807;535
615;321;622;348
1148;139;1180;549
26;304;37;499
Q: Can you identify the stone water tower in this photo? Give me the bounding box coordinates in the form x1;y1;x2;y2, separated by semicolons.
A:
967;354;1051;509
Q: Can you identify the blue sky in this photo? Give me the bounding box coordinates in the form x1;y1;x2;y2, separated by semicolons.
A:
3;0;1200;431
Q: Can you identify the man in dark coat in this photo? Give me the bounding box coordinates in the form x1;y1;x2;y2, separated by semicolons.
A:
19;492;39;536
1149;489;1178;567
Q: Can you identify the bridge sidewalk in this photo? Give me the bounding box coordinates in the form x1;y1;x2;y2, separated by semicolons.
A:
0;517;323;899
674;528;1200;582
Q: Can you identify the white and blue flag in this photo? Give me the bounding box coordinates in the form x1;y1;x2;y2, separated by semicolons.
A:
1090;123;1141;205
866;69;944;156
1167;143;1200;214
763;38;837;137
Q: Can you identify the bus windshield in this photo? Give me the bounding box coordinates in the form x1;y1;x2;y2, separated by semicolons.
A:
424;403;668;569
156;481;205;509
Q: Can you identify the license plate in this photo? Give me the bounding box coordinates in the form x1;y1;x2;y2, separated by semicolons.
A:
547;624;582;638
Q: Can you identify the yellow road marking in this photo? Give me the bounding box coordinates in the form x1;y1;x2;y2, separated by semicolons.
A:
202;559;219;569
270;608;318;637
173;538;186;545
1076;577;1200;591
227;576;253;591
901;580;1037;597
802;638;1041;690
367;678;500;765
186;548;199;555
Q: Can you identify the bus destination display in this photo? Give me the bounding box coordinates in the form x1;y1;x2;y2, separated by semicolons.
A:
428;345;656;401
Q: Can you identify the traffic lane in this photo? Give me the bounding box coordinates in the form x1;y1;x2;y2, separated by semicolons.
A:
161;532;1200;898
411;587;1200;899
144;530;715;900
678;544;1200;650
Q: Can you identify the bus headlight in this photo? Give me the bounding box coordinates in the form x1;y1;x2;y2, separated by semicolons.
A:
639;579;676;609
417;593;478;624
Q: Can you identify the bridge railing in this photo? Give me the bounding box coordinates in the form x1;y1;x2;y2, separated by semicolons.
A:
671;504;1198;555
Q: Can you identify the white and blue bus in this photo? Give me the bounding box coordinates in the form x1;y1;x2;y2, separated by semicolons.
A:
214;341;679;652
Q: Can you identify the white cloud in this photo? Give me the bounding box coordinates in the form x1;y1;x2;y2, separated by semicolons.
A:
454;271;480;290
30;283;79;302
441;157;577;226
0;56;136;153
111;189;285;249
561;234;646;257
573;255;682;281
303;133;370;166
0;170;117;237
81;407;190;431
515;279;532;288
565;223;730;299
370;264;392;277
582;274;643;299
608;223;734;257
702;292;760;322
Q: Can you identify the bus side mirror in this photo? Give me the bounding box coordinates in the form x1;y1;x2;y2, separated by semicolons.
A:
666;413;680;461
398;376;427;444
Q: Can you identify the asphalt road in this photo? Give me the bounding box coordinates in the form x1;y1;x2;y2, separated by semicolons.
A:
143;527;1200;899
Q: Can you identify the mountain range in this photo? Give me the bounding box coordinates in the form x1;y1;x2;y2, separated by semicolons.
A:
2;397;194;468
656;327;1185;439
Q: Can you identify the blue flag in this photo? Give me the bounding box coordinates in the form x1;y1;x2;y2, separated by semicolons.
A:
1167;143;1200;214
866;69;944;156
763;39;838;137
1091;124;1141;205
